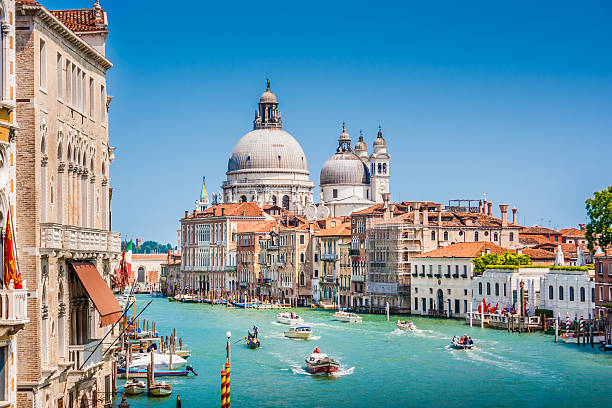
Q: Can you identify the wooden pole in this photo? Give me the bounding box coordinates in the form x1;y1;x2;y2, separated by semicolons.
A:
554;317;558;343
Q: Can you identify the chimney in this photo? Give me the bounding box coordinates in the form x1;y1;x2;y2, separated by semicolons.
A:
184;210;188;218
485;247;490;255
499;204;509;226
512;207;517;224
423;206;429;226
382;193;391;208
437;204;442;224
579;223;586;231
193;210;196;216
413;204;420;225
487;202;492;216
479;200;483;214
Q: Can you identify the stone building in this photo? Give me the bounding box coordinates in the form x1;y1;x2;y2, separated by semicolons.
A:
312;218;351;306
160;251;181;296
539;268;595;319
594;250;612;322
15;1;122;407
223;81;314;213
319;124;390;217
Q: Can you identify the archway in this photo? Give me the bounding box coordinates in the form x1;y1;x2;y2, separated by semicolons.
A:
137;267;145;282
437;289;444;312
282;195;290;209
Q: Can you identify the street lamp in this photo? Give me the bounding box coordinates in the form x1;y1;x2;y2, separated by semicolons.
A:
226;330;231;362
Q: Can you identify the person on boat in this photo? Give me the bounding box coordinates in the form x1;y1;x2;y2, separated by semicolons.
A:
467;337;473;345
408;321;414;329
313;347;320;354
253;325;259;338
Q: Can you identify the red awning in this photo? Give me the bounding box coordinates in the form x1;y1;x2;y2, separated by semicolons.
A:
71;261;123;326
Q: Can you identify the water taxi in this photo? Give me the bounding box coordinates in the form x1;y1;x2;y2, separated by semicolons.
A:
284;326;313;340
397;320;416;330
451;336;473;350
333;311;362;323
277;312;304;325
305;348;339;375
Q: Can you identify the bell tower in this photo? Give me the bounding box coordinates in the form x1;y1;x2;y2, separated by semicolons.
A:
254;79;282;129
369;126;390;204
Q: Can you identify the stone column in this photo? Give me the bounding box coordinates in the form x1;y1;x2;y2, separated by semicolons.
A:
57;162;65;224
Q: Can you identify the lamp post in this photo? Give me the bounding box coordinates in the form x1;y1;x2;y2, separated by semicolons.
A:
226;331;231;362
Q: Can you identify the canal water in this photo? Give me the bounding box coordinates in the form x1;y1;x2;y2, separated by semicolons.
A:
117;295;611;408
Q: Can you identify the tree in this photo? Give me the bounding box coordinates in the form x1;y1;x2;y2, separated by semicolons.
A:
472;251;531;273
585;185;612;252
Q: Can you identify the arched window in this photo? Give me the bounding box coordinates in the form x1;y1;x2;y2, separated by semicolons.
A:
486;282;491;295
377;163;382;174
558;286;564;300
580;287;585;302
569;286;574;301
493;232;498;241
443;231;448;241
478;282;482;295
549;285;554;300
272;195;277;206
382;163;387;174
431;231;435;240
240;195;247;203
495;283;499;296
299;271;305;286
475;231;479;241
282;195;290;210
300;253;304;263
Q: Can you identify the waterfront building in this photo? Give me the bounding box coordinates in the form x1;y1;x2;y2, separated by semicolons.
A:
594;249;612;322
319;124;389;217
160;251;181;296
559;225;588;246
180;202;268;297
278;218;315;306
130;253;167;291
222;81;314;213
411;242;507;318
539;268;595;319
15;1;122;407
312;218;351;306
236;220;275;299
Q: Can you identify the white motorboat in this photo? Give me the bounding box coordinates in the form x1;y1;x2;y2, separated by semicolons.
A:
397;320;416;330
128;352;188;370
451;336;473;350
123;379;146;395
149;381;172;397
116;293;135;308
284;326;313;340
277;312;304;325
305;348;339;375
333;311;362;323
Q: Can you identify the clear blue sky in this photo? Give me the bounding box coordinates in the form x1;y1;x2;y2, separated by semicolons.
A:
48;1;612;244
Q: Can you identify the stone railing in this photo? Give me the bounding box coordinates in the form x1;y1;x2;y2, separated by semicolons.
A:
321;254;339;261
69;339;103;370
351;274;364;282
0;286;28;325
40;223;121;254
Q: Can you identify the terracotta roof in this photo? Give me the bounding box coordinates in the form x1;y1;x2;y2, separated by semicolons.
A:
520;248;555;260
131;254;168;261
185;202;264;219
519;235;550;245
521;226;560;235
50;7;107;32
314;222;351;237
414;242;508;259
559;228;585;238
238;220;277;234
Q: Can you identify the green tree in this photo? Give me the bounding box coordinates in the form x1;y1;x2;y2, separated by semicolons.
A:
472;252;531;273
585;185;612;252
473;253;501;273
499;252;531;266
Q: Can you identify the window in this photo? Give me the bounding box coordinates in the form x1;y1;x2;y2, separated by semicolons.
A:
475;231;479;241
609;263;612;276
493;232;498;241
486;282;491;295
100;85;106;122
495;283;499;296
414;297;418;310
454;299;460;314
314;253;318;262
300;235;304;245
443;231;448;240
314;269;318;278
65;61;71;104
464;300;467;314
300;253;304;263
559;286;564;301
569;286;574;301
431;231;435;240
57;53;62;98
422;298;426;311
39;40;47;89
549;285;553;300
89;78;95;117
71;64;76;104
378;163;382;174
509;232;514;241
0;345;6;400
504;283;507;296
478;282;482;295
580;287;585;302
81;72;86;112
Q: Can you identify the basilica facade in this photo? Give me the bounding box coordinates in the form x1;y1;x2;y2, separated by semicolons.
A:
221;81;390;217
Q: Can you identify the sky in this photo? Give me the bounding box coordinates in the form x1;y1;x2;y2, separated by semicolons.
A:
47;1;612;244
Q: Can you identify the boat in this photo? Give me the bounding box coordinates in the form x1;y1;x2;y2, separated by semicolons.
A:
451;336;473;350
149;382;172;397
116;293;135;308
277;312;304;325
168;297;177;302
397;320;416;330
305;348;339;375
246;336;260;349
118;365;197;378
333;311;362;323
174;348;191;359
284;326;312;340
123;379;146;395
230;300;260;308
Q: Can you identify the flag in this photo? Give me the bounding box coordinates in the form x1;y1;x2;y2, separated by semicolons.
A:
125;240;133;253
4;211;21;289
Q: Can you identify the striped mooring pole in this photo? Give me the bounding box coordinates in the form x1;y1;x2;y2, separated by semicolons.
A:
225;360;231;407
580;316;584;334
220;364;227;408
565;313;570;336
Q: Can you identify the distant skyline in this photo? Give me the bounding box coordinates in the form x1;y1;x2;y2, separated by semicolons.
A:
46;1;612;243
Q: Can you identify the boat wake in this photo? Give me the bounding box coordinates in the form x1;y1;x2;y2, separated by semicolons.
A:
310;335;321;340
290;364;355;377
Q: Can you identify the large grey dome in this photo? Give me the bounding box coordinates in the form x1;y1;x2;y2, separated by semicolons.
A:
227;128;309;172
320;152;370;186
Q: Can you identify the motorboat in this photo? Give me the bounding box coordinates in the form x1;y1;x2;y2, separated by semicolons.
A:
284;326;313;340
397;320;416;330
129;353;188;370
305;348;339;375
123;379;146;395
118;364;197;378
149;381;172;397
277;312;304;325
451;336;473;350
116;293;135;308
333;311;362;323
174;348;191;359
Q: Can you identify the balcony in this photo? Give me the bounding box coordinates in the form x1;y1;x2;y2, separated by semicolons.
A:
41;223;121;254
434;274;441;278
262;278;272;285
444;273;451;278
276;261;286;268
321;254;339;261
426;273;433;278
461;273;468;278
351;274;364;282
452;273;459;279
0;286;29;335
69;339;103;371
324;275;336;283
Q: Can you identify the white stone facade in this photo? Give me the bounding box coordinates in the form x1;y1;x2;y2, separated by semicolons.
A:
539;270;595;319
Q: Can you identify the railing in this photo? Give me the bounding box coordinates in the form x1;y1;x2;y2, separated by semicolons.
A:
0;286;28;324
276;261;286;268
40;223;121;253
324;275;336;283
69;339;103;370
452;273;459;278
351;274;364;282
321;254;339;261
262;278;272;285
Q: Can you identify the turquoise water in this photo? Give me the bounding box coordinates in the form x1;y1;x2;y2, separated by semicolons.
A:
117;295;612;408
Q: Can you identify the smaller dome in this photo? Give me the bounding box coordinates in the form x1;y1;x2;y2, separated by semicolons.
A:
373;127;386;147
355;132;367;152
260;78;278;103
320;152;370;186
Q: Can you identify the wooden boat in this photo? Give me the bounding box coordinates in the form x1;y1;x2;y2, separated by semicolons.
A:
333;311;362;323
123;379;146;395
397;320;416;330
284;326;312;340
149;382;172;397
246;337;260;349
451;336;473;350
305;348;339;375
168;297;177;302
230;300;260;308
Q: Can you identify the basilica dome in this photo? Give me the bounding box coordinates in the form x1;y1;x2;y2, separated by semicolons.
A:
320;151;370;185
227;128;309;172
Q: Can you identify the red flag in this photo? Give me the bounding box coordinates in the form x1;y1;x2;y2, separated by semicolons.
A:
4;211;21;289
